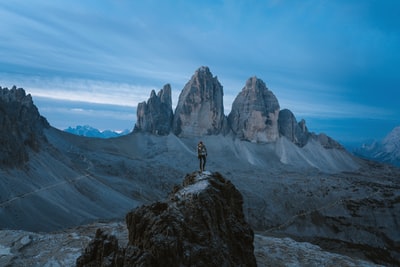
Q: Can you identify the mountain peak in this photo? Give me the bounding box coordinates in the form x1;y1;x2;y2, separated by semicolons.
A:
172;67;227;136
353;125;400;167
228;76;280;142
196;65;211;74
381;126;400;163
150;89;156;98
245;76;263;89
157;83;172;107
278;109;309;147
134;84;173;135
0;86;49;168
64;125;129;138
383;126;400;146
135;66;341;148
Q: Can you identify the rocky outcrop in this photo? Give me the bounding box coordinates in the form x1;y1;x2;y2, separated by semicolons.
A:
172;67;227;137
0;86;49;167
76;171;256;267
311;132;343;149
134;84;173;135
76;229;124;266
278;109;309;147
228;77;280;143
278;109;344;149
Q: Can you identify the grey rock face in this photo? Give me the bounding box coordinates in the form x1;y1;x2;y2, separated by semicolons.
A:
76;172;257;267
311;132;343;149
133;67;343;149
134;84;173;135
76;229;124;267
0;86;49;167
228;77;280;142
278;109;309;147
278;109;342;149
172;66;227;137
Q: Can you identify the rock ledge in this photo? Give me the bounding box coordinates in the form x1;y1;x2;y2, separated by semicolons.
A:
76;171;256;267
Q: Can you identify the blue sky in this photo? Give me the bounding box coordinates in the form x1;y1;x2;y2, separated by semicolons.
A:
0;0;399;143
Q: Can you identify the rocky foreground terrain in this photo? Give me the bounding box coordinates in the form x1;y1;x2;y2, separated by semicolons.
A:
1;67;400;266
0;172;387;267
77;171;257;266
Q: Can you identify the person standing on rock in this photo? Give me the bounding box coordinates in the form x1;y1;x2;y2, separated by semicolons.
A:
197;141;207;172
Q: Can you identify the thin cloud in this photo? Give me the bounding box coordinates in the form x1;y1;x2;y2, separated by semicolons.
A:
34;97;136;131
0;74;154;107
0;1;399;140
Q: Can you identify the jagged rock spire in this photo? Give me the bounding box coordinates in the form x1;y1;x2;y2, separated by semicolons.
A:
0;86;49;167
278;109;309;147
172;66;227;136
133;67;342;149
227;77;280;142
134;84;173;135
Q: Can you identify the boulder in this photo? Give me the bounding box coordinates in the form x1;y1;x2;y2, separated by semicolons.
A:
228;77;280;142
134;84;173;135
172;66;227;137
76;172;257;267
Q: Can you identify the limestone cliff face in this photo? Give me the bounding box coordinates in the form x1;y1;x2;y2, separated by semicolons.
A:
172;66;227;137
134;67;343;148
278;109;309;147
228;77;280;142
134;84;173;135
76;172;257;267
0;86;49;167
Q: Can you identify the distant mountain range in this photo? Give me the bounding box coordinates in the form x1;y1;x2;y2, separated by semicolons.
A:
64;125;130;138
352;126;400;167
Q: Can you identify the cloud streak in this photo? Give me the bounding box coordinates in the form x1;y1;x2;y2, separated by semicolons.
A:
33;96;136;131
0;74;153;106
0;1;399;141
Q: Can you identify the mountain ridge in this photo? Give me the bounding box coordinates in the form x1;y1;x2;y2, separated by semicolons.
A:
352;126;400;167
1;68;400;265
64;125;130;138
135;66;342;150
0;86;49;167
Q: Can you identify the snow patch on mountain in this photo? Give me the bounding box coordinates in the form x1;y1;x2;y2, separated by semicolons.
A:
353;126;400;166
382;126;400;157
64;125;130;138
